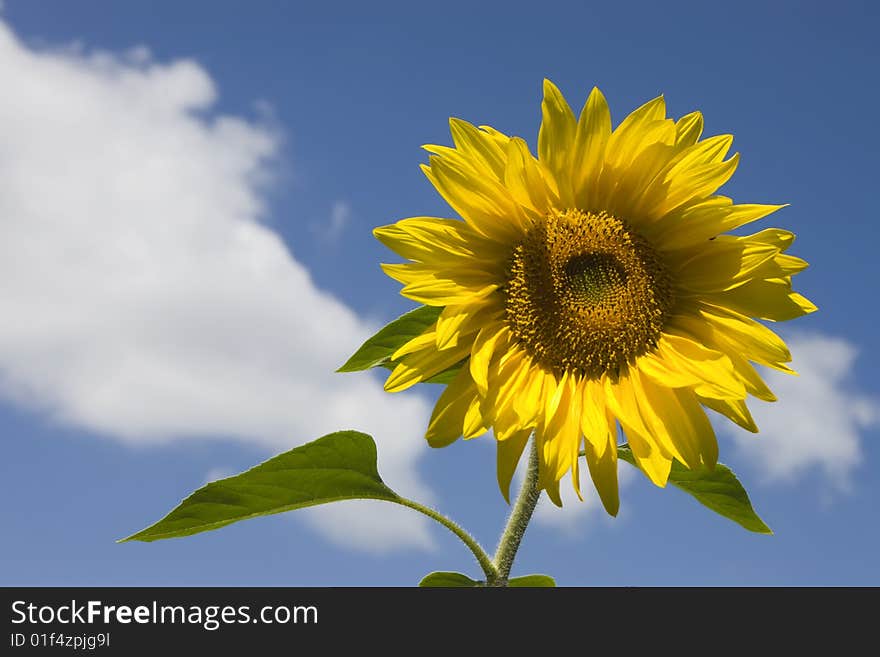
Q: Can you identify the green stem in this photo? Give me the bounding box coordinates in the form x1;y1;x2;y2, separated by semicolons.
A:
492;437;541;583
395;498;498;583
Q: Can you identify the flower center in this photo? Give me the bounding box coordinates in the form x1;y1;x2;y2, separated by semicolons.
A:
504;209;674;379
563;252;628;306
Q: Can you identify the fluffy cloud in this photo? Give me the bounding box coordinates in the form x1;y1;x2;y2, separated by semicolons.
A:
722;332;877;490
311;200;352;243
0;21;434;550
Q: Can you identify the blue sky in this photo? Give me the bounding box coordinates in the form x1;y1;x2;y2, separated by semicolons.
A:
1;0;878;586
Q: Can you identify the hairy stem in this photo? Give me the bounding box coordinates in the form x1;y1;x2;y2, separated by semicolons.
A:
395;498;498;583
492;438;541;583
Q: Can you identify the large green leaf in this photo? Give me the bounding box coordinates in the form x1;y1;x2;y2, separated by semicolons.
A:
507;575;556;587
617;445;772;534
419;572;481;587
337;305;442;372
121;431;400;542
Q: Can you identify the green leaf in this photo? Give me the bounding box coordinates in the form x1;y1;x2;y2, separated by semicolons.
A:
338;304;465;385
419;572;481;587
121;431;401;542
507;575;556;587
337;305;442;372
617;445;772;534
418;573;556;587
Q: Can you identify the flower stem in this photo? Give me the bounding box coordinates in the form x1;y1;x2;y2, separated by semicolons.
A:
492;437;541;583
394;498;498;583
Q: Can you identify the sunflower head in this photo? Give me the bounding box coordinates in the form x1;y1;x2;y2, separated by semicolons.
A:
375;80;816;513
505;207;674;381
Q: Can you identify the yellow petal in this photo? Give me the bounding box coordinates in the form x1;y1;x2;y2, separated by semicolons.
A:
380;261;498;286
605;376;672;487
382;262;499;306
435;305;472;351
470;324;509;395
535;373;567;489
374;216;509;266
637;332;746;399
625;429;673;487
705;278;817;321
541;369;563;423
735;226;794;249
463;395;489;439
541;372;583;482
677;387;719;468
436;302;501;350
607;123;677;218
635;371;718;469
648;153;740;219
497;429;532;503
604;95;667;170
510;358;546;428
478;124;512;151
697;304;793;371
663;317;779;400
535;373;571;498
628;369;698;468
653;201;785;251
488;351;536;440
674;111;703;148
421;156;526;242
505;136;553;214
542;474;563;507
426;367;479;447
571;86;612;208
401;280;498;306
632;133;733;217
580;378;611;457
673;237;781;293
699;395;758;433
790;292;818;316
391;328;438;360
771;253;809;276
448;117;507;180
727;353;777;402
583;432;620;516
538;79;577;204
594;118;675;212
384;339;470;392
670;133;734;171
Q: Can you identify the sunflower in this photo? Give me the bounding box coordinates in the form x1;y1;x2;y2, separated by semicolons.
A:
374;81;815;514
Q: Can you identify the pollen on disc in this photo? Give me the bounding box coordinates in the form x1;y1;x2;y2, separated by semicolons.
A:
504;209;674;379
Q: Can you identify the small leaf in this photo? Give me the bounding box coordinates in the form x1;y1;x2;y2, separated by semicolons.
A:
337;305;442;372
340;304;465;384
121;431;400;542
507;575;556;587
617;445;772;534
419;572;481;587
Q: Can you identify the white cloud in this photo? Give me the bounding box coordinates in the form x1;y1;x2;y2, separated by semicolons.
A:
0;21;434;551
311;200;351;243
720;332;877;490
